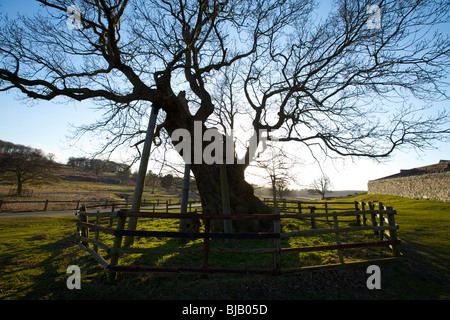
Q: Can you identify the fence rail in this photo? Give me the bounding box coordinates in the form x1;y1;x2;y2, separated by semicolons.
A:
75;199;402;281
0;198;201;212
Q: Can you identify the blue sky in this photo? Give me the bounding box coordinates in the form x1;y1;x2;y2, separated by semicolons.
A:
0;1;449;191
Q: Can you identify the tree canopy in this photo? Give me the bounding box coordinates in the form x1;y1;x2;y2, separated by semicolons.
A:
0;1;449;232
0;0;448;163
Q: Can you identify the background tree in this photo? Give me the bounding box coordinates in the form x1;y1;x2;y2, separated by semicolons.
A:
160;174;175;190
0;141;60;196
1;0;449;233
254;145;298;203
309;175;333;200
144;170;159;194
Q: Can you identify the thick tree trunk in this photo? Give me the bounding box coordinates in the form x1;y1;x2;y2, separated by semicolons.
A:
16;172;23;197
190;163;273;233
161;94;273;233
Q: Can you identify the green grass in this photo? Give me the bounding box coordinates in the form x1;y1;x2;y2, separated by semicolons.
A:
0;194;449;300
0;180;182;212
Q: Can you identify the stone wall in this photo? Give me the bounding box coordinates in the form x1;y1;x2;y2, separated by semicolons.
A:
368;171;450;202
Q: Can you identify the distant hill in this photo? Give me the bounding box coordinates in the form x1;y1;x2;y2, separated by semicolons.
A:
58;164;133;185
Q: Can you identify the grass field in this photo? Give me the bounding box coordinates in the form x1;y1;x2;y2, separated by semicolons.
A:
0;192;449;300
0;180;181;213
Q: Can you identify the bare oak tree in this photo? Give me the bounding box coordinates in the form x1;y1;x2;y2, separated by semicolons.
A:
0;141;60;196
309;174;333;200
254;145;298;203
1;0;449;232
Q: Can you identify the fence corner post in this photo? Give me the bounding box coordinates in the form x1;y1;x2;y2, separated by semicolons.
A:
108;212;127;283
386;208;401;257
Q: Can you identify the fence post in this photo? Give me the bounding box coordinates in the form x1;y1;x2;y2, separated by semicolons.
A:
108;213;127;282
368;202;378;235
333;213;344;264
94;214;100;253
77;205;88;247
360;202;367;225
309;206;316;228
297;201;304;220
378;202;385;241
43;199;49;211
202;216;211;270
273;211;281;273
220;165;233;242
386;208;401;257
354;201;361;225
179;163;191;238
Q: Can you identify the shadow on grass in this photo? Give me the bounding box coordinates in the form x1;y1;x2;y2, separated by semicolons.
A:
2;234;101;300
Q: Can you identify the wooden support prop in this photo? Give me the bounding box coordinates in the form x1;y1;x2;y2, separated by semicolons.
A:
220;165;233;242
273;211;281;272
124;103;161;247
178;163;191;237
202;217;211;278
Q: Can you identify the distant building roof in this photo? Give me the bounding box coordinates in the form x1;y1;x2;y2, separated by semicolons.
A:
375;160;450;180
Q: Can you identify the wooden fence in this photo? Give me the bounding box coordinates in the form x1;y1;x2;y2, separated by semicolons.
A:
0;198;200;213
75;200;402;281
